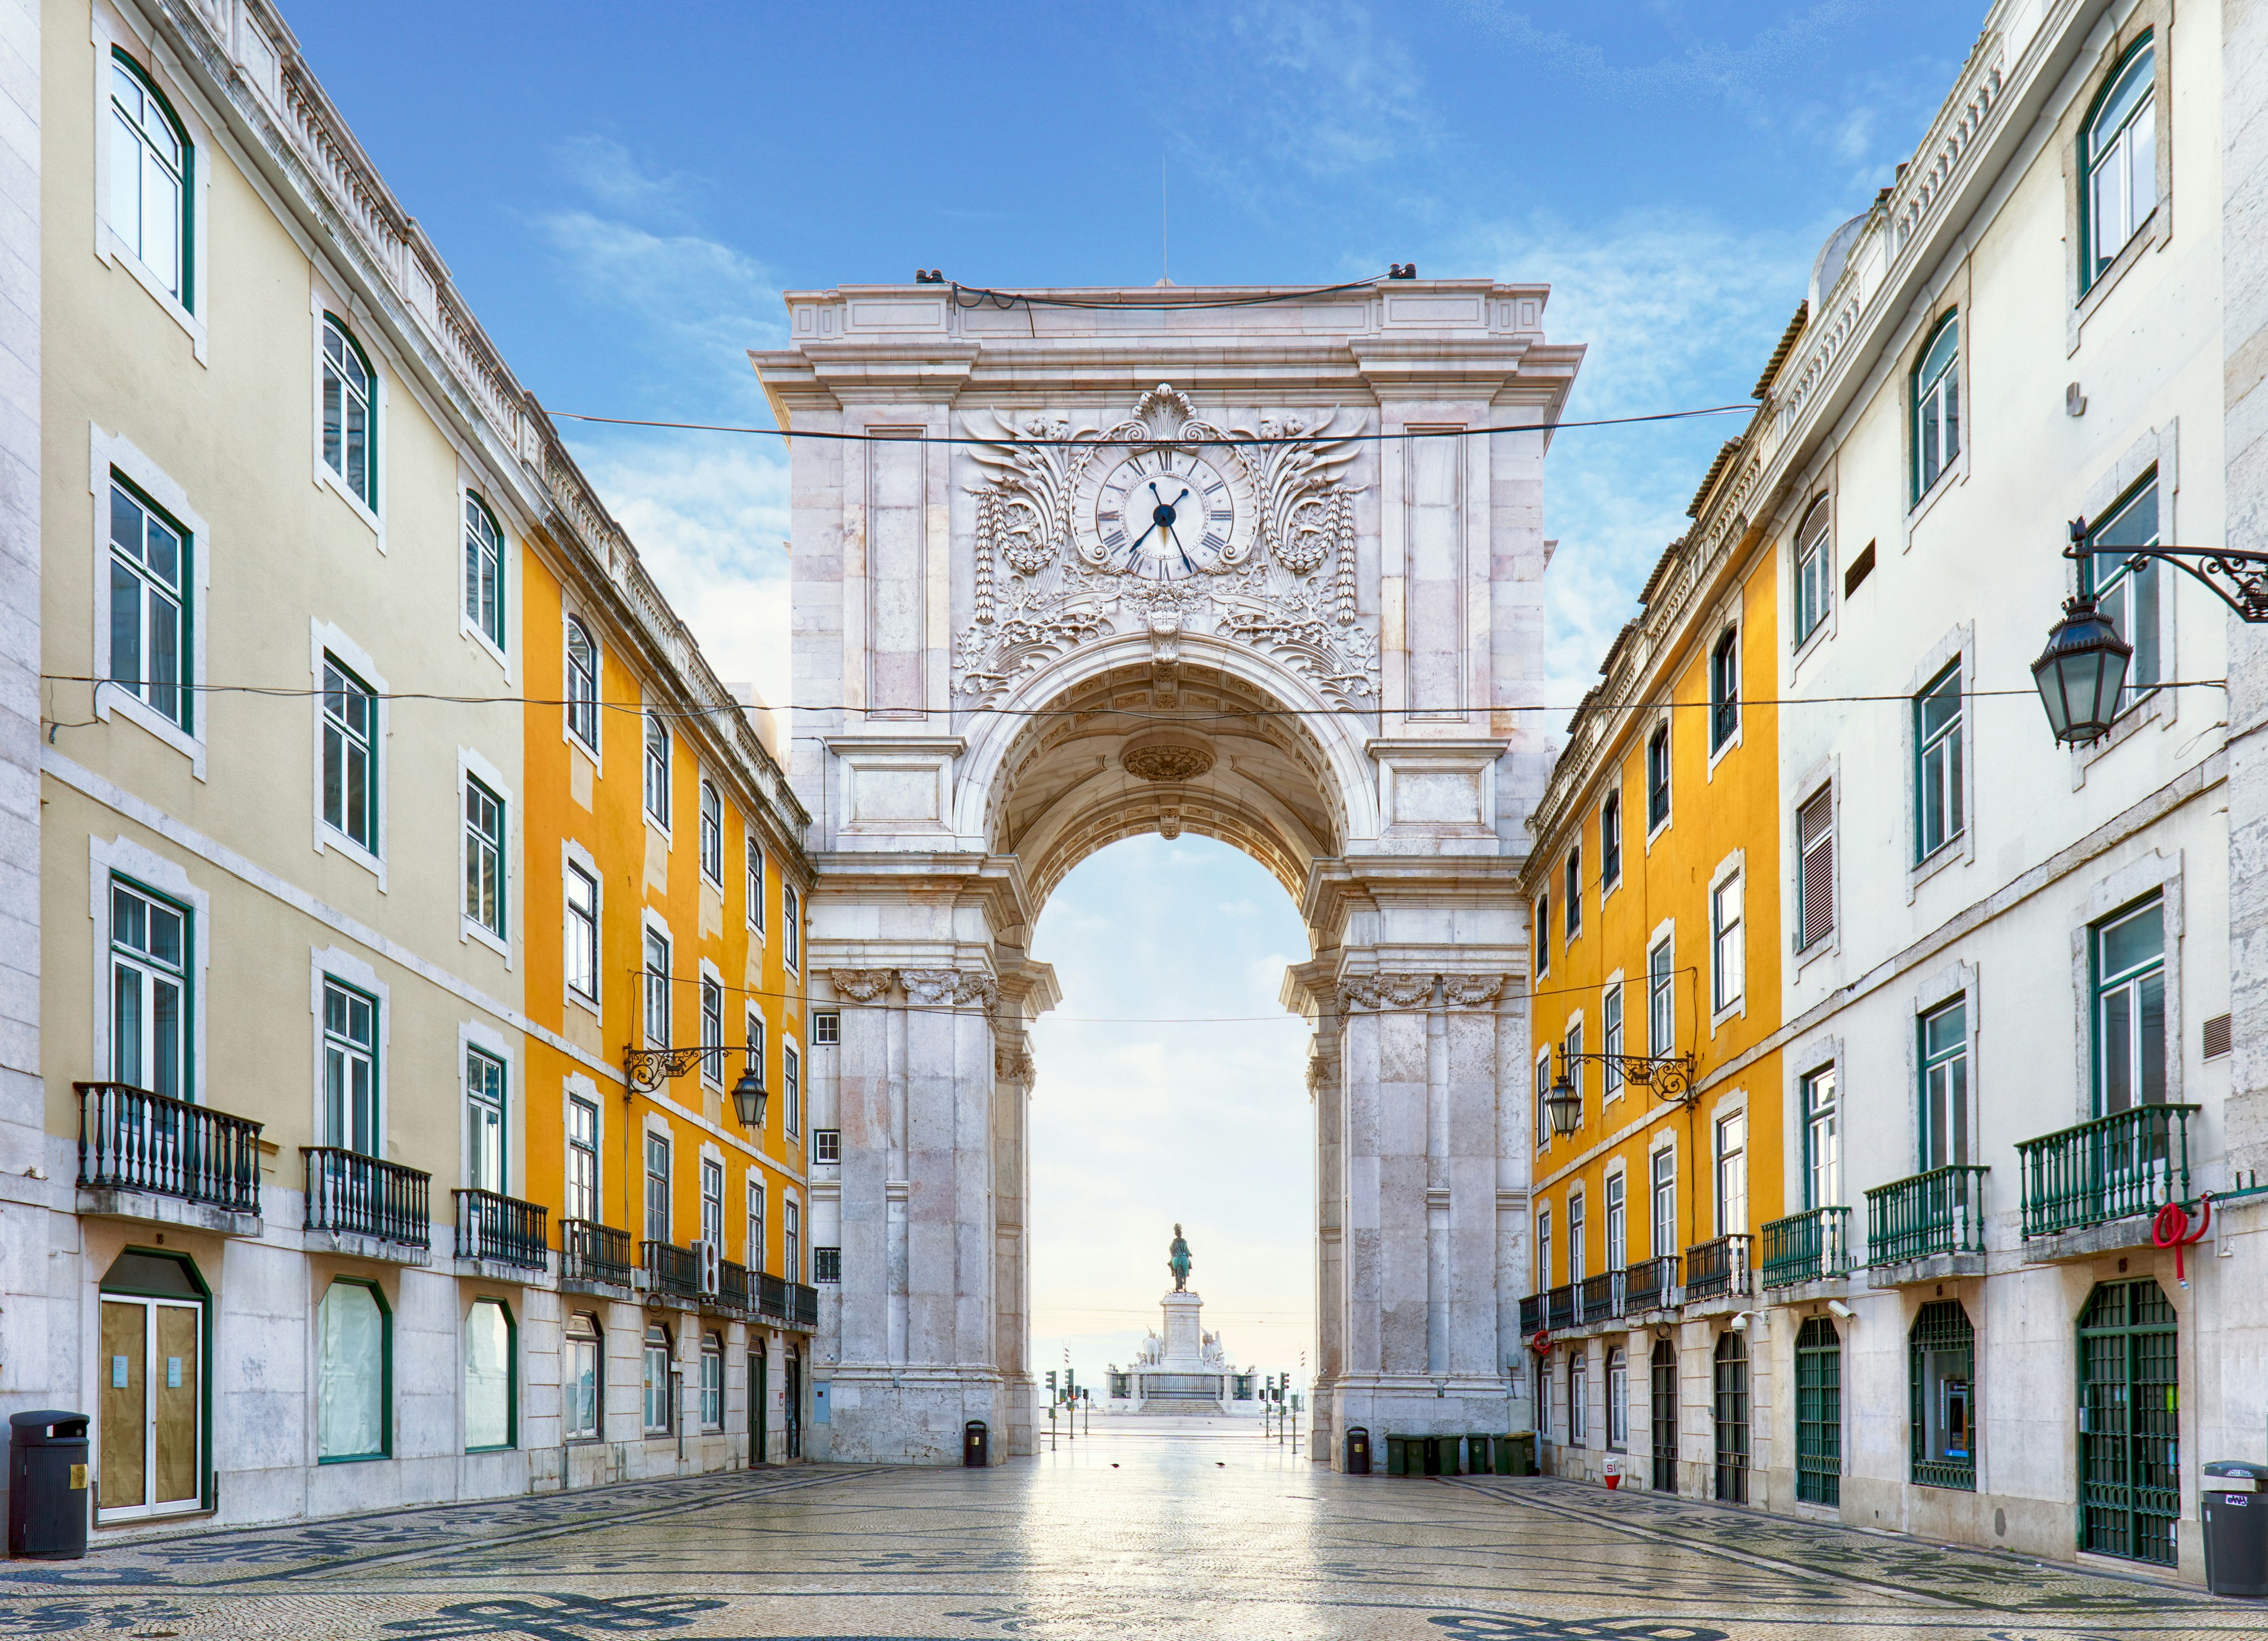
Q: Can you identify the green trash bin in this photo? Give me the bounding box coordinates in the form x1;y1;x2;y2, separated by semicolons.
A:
1467;1434;1493;1474
1385;1434;1410;1476
1501;1431;1536;1476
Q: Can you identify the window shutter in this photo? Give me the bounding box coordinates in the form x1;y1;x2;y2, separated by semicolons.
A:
1798;789;1834;949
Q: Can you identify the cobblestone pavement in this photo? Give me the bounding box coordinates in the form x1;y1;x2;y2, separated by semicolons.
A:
2;1417;2259;1639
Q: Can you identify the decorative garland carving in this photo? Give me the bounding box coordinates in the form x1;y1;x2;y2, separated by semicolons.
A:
1338;973;1511;1010
829;970;894;1003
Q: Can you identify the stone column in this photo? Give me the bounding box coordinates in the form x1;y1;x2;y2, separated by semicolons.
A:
1285;958;1345;1459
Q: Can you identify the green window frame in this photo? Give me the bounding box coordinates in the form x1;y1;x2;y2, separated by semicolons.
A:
1911;313;1960;501
1646;724;1671;830
699;781;724;885
2080;37;2156;293
1794;1316;1842;1505
1793;500;1830;644
109;876;191;1102
2092;895;2166;1117
1919;997;1969;1170
2079;477;2162;711
1909;1299;1975;1490
644;712;671;829
1534;893;1550;976
2077;1277;2178;1565
1915;661;1963;862
1599;792;1621;889
96;1249;213;1518
1801;1065;1840;1209
321;655;378;855
1709;627;1739;751
316;1277;391;1462
464;1297;516;1453
321;976;379;1154
320;314;377;512
108;50;192;309
1713;1329;1749;1503
107;475;191;732
464;492;505;649
464;776;505;938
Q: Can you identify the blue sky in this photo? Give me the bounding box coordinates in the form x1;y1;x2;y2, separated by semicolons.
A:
291;0;1982;1385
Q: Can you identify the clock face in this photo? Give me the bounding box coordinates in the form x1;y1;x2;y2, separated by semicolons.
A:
1081;445;1252;579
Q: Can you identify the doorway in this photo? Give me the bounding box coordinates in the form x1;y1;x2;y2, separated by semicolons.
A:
1794;1316;1841;1506
784;1349;802;1460
96;1251;206;1522
2078;1278;2178;1565
1713;1329;1749;1503
1649;1338;1677;1493
749;1346;768;1467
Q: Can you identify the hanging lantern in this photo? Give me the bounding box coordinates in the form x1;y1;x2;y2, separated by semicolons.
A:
2032;593;2131;747
1544;1068;1582;1138
730;1068;768;1129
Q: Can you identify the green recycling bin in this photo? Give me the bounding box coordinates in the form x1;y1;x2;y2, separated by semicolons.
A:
1385;1434;1410;1476
1501;1431;1536;1476
1467;1434;1493;1474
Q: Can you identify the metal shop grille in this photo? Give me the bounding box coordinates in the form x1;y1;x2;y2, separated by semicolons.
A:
2078;1278;2179;1567
1908;1300;1976;1491
1713;1330;1749;1504
1795;1316;1842;1506
1650;1339;1679;1494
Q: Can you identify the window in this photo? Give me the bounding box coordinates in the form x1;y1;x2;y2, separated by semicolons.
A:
1602;986;1624;1099
784;1199;800;1283
1647;938;1674;1057
1796;787;1834;950
746;838;766;929
783;1044;801;1137
700;1158;724;1249
813;1247;842;1283
644;1133;670;1243
1711;873;1744;1012
1909;1300;1976;1490
1915;662;1964;861
321;978;377;1154
1605;1172;1627;1270
1536;1208;1553;1289
643;713;670;829
464;778;505;938
744;1011;765;1097
315;1280;387;1460
565;1313;601;1441
783;884;801;970
464;1299;513;1451
1794;1316;1843;1506
1647;725;1671;830
644;928;670;1048
1534;1053;1552;1149
1569;1353;1589;1446
699;781;724;883
700;977;725;1087
108;54;188;306
1600;793;1622;890
565;863;599;1002
566;1096;598;1222
1714;1329;1751;1502
1537;1350;1553;1437
321;657;378;854
1794;501;1830;644
320;317;376;512
565;618;599;751
1920;999;1970;1169
1912;314;1960;500
109;879;188;1102
1714;1112;1747;1237
465;1046;504;1193
1562;1024;1584;1134
1709;628;1739;751
700;1336;724;1430
747;1179;766;1274
1650;1147;1676;1259
813;1011;840;1046
1802;1067;1840;1209
2082;479;2162;710
814;1130;840;1164
1568;1189;1586;1283
107;479;189;730
642;1323;672;1434
464;494;504;649
1535;894;1551;974
1563;849;1581;940
1606;1347;1628;1451
2083;40;2156;288
2094;896;2166;1116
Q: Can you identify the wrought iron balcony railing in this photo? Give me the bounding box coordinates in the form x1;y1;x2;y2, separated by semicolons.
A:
1578;1270;1624;1324
1518;1291;1544;1334
757;1271;790;1320
2018;1104;2198;1239
791;1282;819;1328
76;1081;262;1215
1761;1206;1853;1288
643;1239;702;1300
1683;1233;1751;1301
719;1258;751;1313
303;1147;430;1248
1545;1283;1575;1330
452;1189;549;1270
1866;1164;1989;1267
1623;1254;1679;1312
561;1219;633;1287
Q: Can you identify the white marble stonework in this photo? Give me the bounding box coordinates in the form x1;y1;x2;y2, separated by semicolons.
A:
757;282;1581;1464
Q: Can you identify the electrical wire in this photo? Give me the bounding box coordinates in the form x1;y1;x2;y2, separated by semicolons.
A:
946;275;1393;311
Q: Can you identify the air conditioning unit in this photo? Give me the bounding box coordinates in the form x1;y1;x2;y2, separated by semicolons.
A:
695;1238;721;1296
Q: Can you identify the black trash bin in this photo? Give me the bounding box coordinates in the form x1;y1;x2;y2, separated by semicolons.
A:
2202;1460;2268;1598
1344;1425;1371;1474
962;1420;989;1468
8;1411;90;1561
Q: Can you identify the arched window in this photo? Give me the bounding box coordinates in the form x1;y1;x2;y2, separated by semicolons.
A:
644;713;671;828
1709;628;1740;750
2077;1278;2177;1564
1713;1329;1749;1502
321;316;377;511
700;1335;724;1430
1793;500;1830;644
1605;1346;1628;1451
1563;847;1581;939
464;494;504;648
565;1312;602;1441
565;619;599;749
316;1278;389;1460
1794;1315;1842;1505
1911;314;1960;501
1599;792;1621;890
1646;724;1671;829
699;781;724;883
2083;39;2156;289
1534;893;1550;975
109;52;190;307
642;1323;673;1434
464;1298;514;1452
1909;1299;1975;1490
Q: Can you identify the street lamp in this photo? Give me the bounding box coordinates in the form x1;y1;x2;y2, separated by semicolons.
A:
2031;593;2130;748
729;1068;768;1129
1544;1070;1583;1138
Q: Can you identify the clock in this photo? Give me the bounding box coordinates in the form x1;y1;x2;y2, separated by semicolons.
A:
1076;443;1256;579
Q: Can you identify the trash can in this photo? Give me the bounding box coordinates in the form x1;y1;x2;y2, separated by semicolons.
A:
1344;1425;1371;1475
1420;1435;1456;1476
1501;1431;1536;1476
2202;1461;2268;1598
1385;1434;1410;1476
962;1420;988;1468
7;1411;90;1561
1467;1434;1493;1474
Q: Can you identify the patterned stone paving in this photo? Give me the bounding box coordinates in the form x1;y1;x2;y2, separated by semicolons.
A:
1;1420;2259;1639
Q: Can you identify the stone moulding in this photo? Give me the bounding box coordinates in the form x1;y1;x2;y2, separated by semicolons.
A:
1338;973;1511;1010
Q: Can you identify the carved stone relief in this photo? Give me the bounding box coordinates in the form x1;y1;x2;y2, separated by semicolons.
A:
830;970;895;1003
1339;973;1513;1010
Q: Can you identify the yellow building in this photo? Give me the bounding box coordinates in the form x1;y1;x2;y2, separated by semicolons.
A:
1520;348;1790;1498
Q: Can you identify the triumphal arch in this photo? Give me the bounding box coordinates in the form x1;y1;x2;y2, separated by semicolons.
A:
755;280;1581;1465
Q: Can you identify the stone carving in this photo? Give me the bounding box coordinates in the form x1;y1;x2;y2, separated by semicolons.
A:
898;968;964;1007
951;971;999;1012
995;1043;1034;1081
1156;804;1183;840
829;970;894;1003
957;387;1375;707
1339;974;1438;1011
1442;974;1510;1009
1120;742;1214;783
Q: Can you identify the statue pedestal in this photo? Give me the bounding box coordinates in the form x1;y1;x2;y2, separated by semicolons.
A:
1160;1289;1204;1361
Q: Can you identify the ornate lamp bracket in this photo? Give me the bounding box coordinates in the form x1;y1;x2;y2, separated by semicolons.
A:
1556;1048;1699;1108
623;1045;762;1095
2065;516;2268;622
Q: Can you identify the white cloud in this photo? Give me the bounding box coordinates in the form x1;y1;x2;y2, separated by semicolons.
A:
1450;2;1875;112
553;133;697;227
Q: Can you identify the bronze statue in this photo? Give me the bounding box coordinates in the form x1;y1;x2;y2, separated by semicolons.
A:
1168;1223;1192;1291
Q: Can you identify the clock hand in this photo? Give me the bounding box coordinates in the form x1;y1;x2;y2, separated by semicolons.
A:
1166;523;1195;575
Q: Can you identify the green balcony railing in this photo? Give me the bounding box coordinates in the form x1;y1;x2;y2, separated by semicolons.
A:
1865;1164;1989;1267
1761;1206;1852;1288
2016;1103;2199;1239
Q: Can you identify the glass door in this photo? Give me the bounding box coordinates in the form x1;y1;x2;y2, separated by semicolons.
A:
750;1349;768;1467
97;1295;202;1520
784;1351;802;1460
1650;1339;1677;1493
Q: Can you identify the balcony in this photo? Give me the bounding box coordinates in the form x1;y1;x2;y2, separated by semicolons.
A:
1624;1254;1679;1313
452;1189;549;1273
303;1147;431;1257
718;1258;751;1314
1546;1283;1575;1330
1761;1206;1853;1290
643;1239;702;1302
2018;1104;2198;1251
791;1282;819;1329
1866;1164;1988;1277
75;1081;262;1232
1683;1234;1751;1303
1578;1270;1624;1325
561;1219;633;1290
756;1271;790;1322
1517;1291;1543;1335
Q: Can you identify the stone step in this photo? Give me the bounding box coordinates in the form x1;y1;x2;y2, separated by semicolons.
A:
1136;1399;1227;1415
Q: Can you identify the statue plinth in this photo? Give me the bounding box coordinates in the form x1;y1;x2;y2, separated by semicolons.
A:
1159;1288;1204;1362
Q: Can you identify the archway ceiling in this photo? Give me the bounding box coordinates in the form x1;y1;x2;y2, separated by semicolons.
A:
988;664;1346;909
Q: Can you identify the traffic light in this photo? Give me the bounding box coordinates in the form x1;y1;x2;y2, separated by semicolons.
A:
1046;1371;1058;1396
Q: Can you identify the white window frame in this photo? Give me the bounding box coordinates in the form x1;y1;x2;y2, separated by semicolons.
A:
699;963;726;1089
89;21;208;357
562;841;601;1013
1604;1167;1627;1271
1709;854;1746;1026
1649;1136;1677;1261
1567;1186;1586;1284
91;428;208;773
642;911;674;1050
643;703;672;836
457;748;513;959
1647;924;1676;1059
458;1017;514;1194
1712;1102;1748;1238
783;1195;801;1284
783;1038;802;1138
699;1153;726;1251
699;1334;724;1431
782;883;801;973
1791;496;1833;656
746;836;768;934
308;944;389;1157
747;1175;767;1275
564;1076;602;1225
562;610;602;762
309;294;383;539
564;1311;602;1442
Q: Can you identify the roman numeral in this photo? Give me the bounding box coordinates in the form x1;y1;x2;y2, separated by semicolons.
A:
1202;532;1227;553
1098;510;1121;524
1103;528;1126;549
1204;479;1226;497
1208;510;1233;522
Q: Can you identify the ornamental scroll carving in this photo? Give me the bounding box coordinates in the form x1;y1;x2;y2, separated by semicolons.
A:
956;386;1376;708
1339;973;1512;1010
896;968;998;1013
829;970;894;1003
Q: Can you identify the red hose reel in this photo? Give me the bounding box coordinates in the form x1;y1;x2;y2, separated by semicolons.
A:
2152;1195;2212;1285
